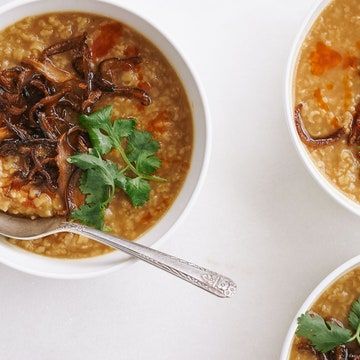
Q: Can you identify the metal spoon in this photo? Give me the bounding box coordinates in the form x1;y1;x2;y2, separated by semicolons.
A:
0;213;236;298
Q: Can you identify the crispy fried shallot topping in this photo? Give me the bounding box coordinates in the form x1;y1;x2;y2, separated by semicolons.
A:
0;31;152;214
294;104;345;147
298;343;354;360
22;58;73;83
348;103;360;147
65;168;83;213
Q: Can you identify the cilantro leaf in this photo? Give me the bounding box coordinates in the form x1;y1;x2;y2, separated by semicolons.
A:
124;177;150;206
67;152;105;170
80;169;109;204
68;152;120;188
126;130;160;162
349;297;360;331
112;119;136;140
100;160;122;187
79;107;113;155
136;151;161;175
79;105;112;129
71;203;106;230
102;160;121;178
296;313;352;353
68;151;124;230
88;128;113;155
79;106;136;155
114;171;127;190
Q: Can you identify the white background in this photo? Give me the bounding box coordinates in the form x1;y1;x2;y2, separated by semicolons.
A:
0;0;356;359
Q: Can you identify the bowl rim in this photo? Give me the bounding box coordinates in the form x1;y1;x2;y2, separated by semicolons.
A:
0;0;211;279
280;254;360;360
285;0;360;217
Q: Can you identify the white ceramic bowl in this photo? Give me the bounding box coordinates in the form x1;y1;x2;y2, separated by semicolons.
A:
0;0;210;278
280;255;360;359
285;0;360;216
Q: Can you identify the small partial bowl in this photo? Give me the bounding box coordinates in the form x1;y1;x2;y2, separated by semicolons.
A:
0;0;210;279
285;0;360;216
280;255;360;359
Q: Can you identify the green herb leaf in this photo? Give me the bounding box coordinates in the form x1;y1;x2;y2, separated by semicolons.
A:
349;298;360;331
71;203;106;230
126;130;160;162
68;150;124;230
112;119;136;140
124;177;150;206
80;169;110;204
67;152;105;170
114;171;127;190
88;128;113;155
296;313;352;353
136;151;161;175
69;152;117;187
79;107;113;155
79;105;113;129
79;106;136;154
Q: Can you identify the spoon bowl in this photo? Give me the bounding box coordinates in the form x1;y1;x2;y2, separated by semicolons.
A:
0;212;65;239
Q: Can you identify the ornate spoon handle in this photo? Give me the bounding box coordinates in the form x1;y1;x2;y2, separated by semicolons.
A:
61;222;237;298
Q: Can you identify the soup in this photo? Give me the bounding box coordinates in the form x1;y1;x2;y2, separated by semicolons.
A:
0;13;192;258
295;0;360;203
290;267;360;359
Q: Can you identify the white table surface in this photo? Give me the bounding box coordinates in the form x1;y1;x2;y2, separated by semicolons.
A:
1;0;357;359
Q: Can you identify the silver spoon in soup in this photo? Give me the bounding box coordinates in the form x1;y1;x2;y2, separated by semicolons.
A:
0;212;236;298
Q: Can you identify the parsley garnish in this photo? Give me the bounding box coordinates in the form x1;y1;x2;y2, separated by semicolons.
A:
295;297;360;353
67;106;164;230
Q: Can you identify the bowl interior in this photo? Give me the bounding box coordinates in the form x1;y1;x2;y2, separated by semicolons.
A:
0;0;209;278
285;0;360;217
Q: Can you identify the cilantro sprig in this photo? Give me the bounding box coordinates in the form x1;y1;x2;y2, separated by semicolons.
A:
67;106;164;230
78;105;164;182
295;297;360;353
